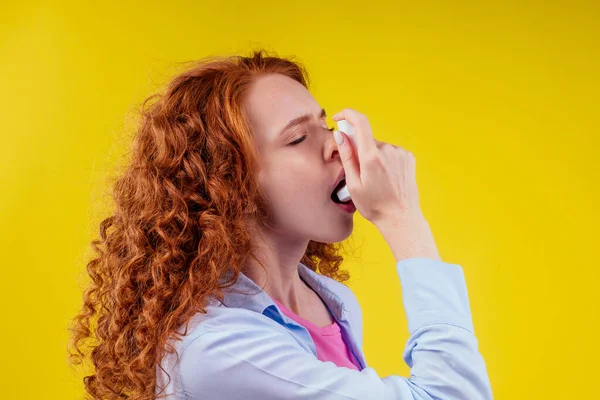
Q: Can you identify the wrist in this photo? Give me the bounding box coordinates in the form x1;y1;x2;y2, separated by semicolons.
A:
373;210;428;232
375;213;442;262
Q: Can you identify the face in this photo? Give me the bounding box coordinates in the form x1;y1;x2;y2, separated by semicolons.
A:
242;73;355;244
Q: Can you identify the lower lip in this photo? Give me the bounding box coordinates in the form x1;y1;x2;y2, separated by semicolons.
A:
334;200;356;213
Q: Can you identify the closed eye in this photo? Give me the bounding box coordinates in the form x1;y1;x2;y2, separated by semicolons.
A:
289;126;335;146
289;136;307;145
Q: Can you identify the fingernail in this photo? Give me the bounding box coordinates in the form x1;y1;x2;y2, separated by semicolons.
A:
333;130;344;145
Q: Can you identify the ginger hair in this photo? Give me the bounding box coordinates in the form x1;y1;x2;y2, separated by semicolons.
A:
68;49;352;399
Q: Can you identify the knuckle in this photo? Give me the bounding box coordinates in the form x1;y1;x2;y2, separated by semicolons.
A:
357;115;370;128
395;146;412;157
339;108;357;119
363;154;376;165
382;143;395;152
402;149;415;159
365;151;383;165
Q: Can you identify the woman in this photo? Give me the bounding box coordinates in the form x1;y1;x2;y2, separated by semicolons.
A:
69;50;492;399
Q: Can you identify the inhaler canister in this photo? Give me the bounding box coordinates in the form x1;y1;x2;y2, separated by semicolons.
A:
335;120;355;203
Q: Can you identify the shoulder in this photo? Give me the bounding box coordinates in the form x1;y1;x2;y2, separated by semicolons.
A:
176;305;290;351
157;306;301;396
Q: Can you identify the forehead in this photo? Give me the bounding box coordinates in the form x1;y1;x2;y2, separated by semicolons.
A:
243;74;319;141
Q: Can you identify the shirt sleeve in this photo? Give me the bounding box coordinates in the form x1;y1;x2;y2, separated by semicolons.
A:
178;257;493;400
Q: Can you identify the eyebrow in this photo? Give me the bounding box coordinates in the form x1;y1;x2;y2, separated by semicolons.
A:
278;108;327;137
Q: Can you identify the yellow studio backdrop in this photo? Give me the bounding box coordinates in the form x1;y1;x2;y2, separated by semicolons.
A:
1;1;598;399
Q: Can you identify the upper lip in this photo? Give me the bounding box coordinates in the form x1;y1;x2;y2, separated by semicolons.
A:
331;170;346;193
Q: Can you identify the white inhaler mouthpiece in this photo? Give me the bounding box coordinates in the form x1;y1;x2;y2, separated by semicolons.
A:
335;120;356;203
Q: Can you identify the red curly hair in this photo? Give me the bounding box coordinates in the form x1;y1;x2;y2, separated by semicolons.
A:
68;49;354;399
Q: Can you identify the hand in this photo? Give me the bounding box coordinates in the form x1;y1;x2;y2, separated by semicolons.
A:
332;108;424;227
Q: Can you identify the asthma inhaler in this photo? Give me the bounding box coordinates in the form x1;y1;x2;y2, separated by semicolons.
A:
335;120;355;203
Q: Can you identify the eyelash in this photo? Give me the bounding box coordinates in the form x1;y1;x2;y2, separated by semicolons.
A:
289;126;335;145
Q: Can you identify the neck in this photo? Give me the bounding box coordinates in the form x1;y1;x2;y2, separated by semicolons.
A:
241;225;313;315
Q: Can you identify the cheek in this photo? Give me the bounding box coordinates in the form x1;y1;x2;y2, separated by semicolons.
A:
258;153;321;203
259;167;314;205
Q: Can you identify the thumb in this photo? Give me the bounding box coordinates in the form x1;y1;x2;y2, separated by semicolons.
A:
334;130;360;187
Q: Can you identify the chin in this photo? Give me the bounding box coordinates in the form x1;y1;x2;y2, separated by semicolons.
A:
312;219;354;244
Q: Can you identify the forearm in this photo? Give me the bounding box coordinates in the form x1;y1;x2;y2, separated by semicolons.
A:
375;214;442;262
397;258;493;399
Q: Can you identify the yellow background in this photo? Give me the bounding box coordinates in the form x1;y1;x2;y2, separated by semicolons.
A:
1;1;598;399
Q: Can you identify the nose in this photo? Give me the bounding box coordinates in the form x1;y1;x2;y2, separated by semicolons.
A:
324;133;340;162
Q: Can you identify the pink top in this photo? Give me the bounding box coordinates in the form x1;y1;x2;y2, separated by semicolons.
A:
273;298;361;371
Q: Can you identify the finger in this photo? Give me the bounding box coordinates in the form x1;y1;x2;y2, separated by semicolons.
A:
375;139;406;152
333;130;360;188
385;142;410;154
374;139;386;149
331;108;378;160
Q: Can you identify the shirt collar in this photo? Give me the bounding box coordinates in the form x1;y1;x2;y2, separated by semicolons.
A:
217;262;346;322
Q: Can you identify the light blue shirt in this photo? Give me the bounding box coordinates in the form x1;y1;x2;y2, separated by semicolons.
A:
156;257;493;399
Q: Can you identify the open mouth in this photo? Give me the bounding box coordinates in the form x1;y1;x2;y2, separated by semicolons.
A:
330;179;347;204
